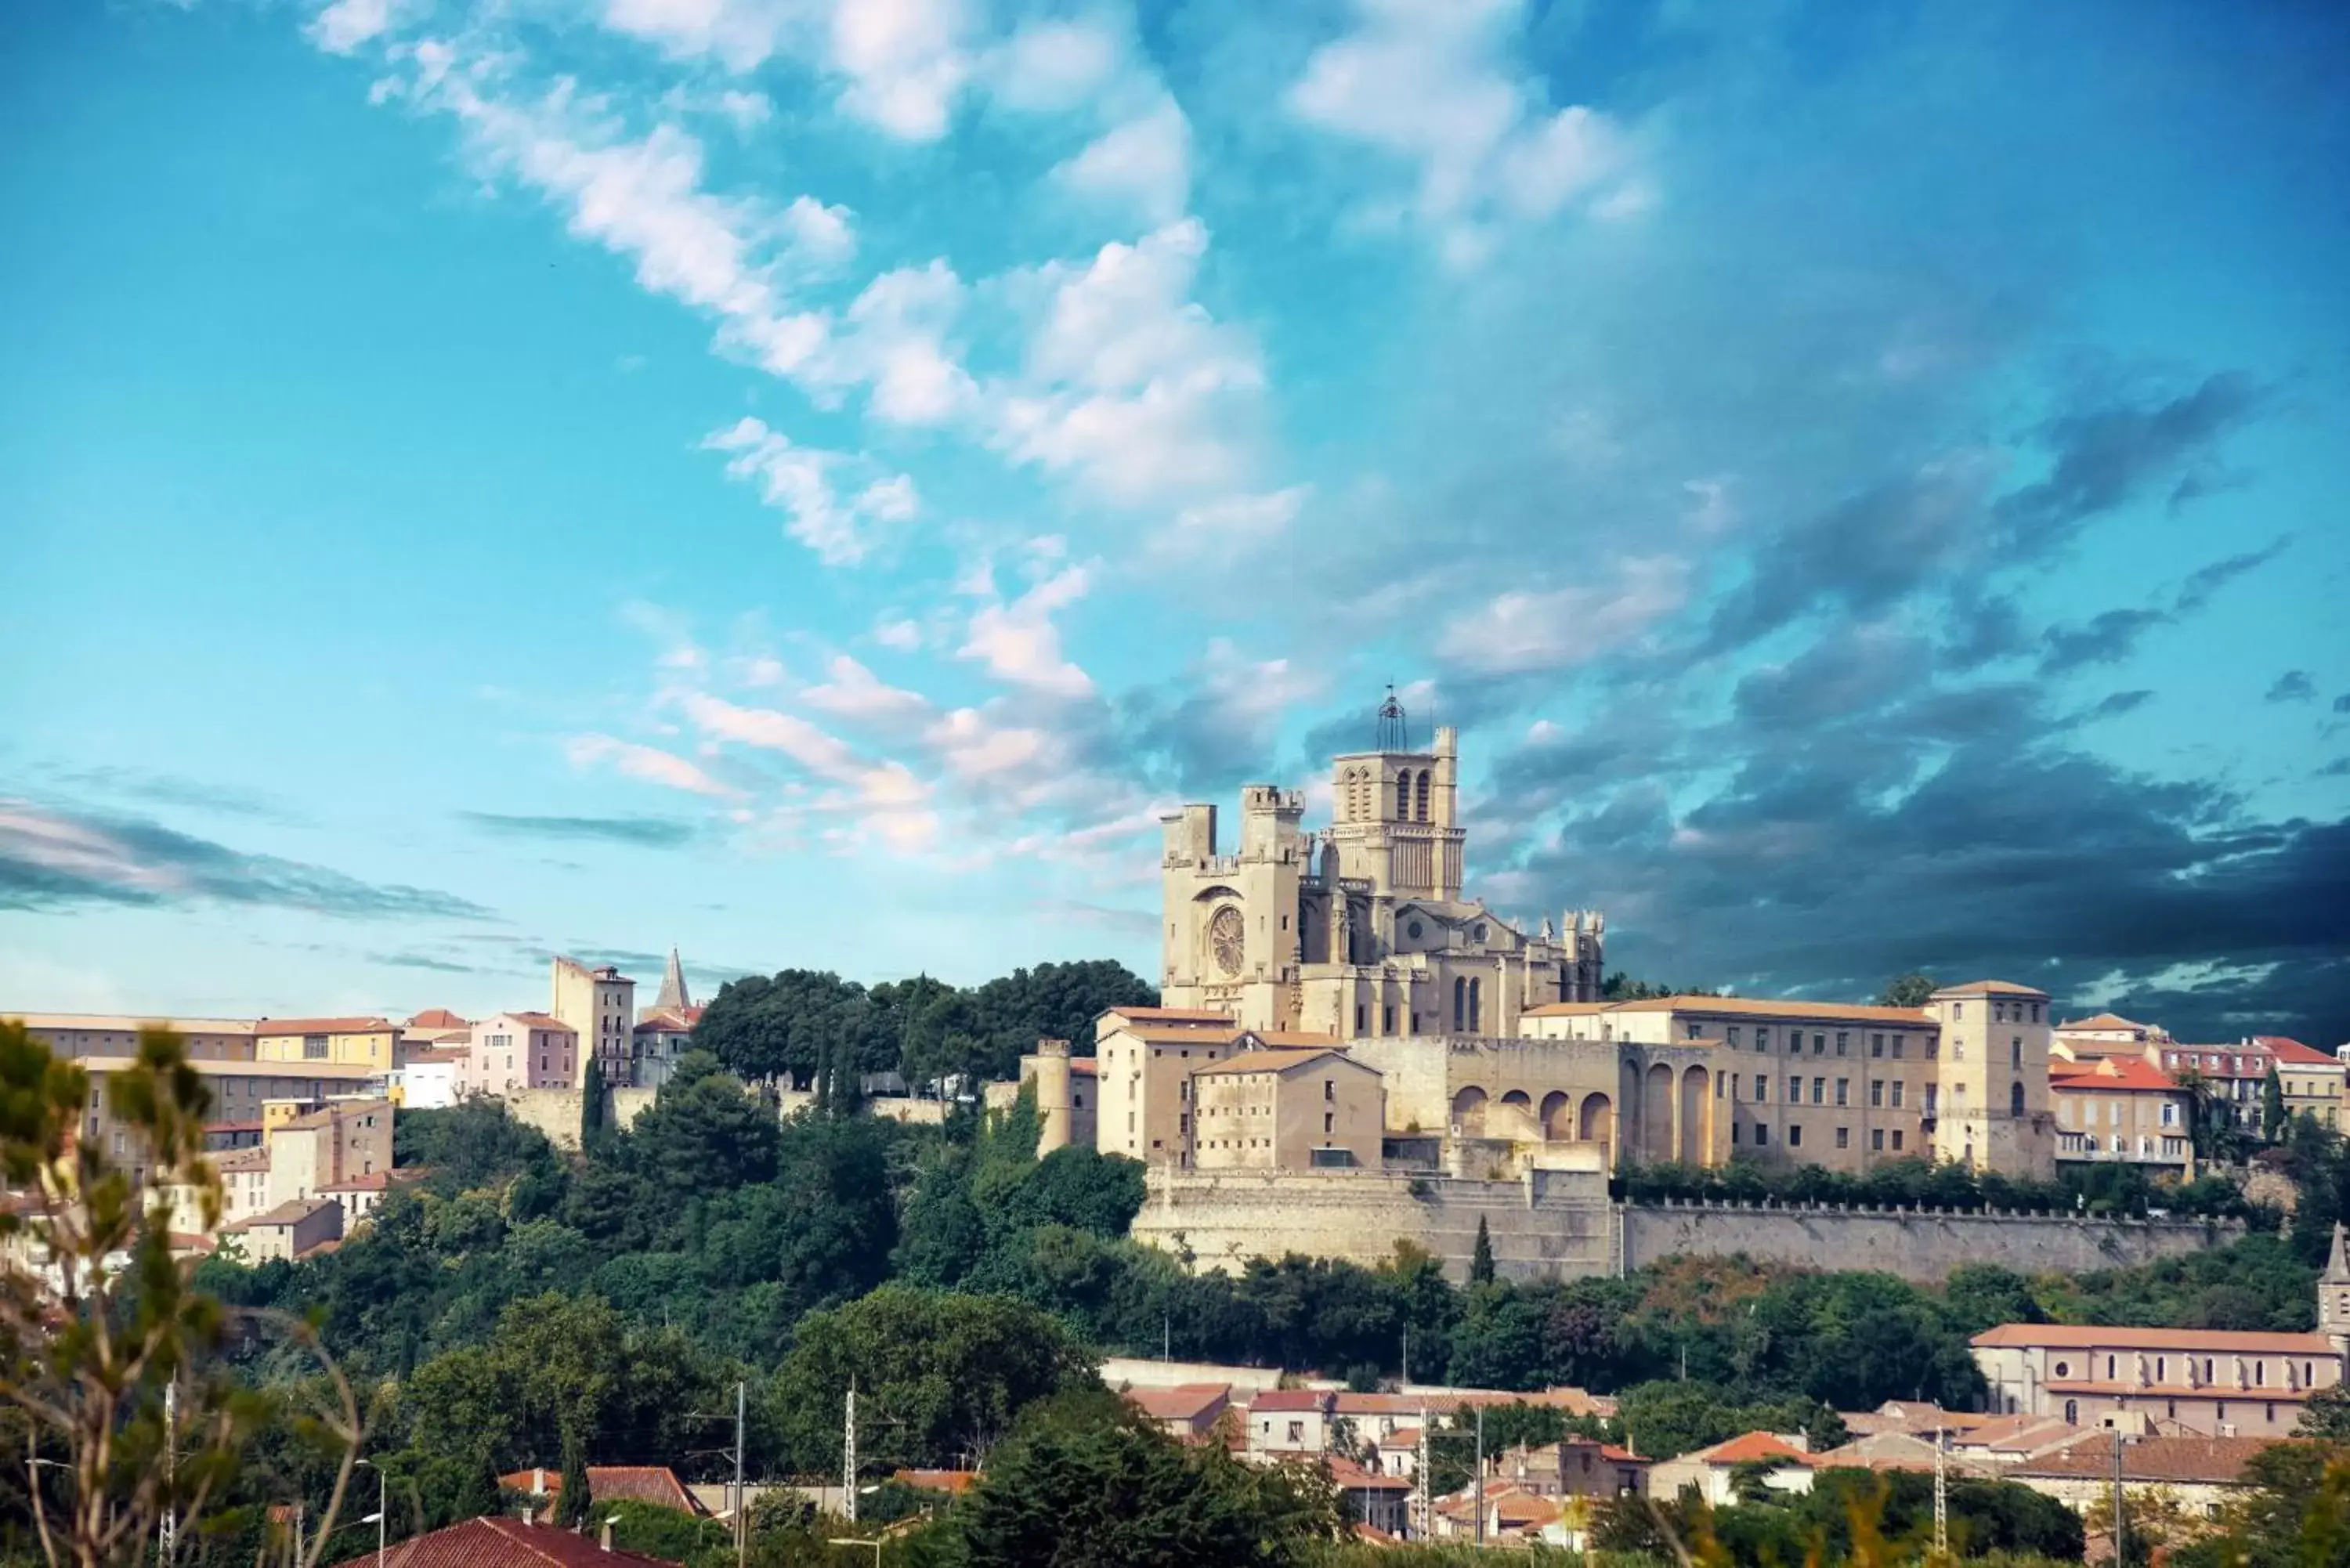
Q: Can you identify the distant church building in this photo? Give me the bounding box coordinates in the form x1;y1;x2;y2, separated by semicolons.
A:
1157;692;1607;1039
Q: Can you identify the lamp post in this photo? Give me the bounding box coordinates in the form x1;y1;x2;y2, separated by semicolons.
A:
355;1458;385;1568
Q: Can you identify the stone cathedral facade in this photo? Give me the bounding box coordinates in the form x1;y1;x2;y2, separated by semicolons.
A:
1157;708;1607;1041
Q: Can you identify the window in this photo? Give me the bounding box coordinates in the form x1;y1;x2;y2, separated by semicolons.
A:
1835;1078;1849;1107
1812;1077;1826;1104
1891;1082;1906;1109
1727;1027;1741;1048
1786;1075;1800;1102
1789;1124;1803;1147
1892;1038;1905;1059
1324;1112;1334;1134
1835;1031;1849;1057
1382;1004;1394;1034
1356;1005;1367;1033
1325;1079;1336;1101
2010;1082;2026;1118
1755;1125;1770;1146
1871;1128;1885;1151
1814;1033;1827;1056
1835;1127;1849;1148
1755;1077;1768;1103
1755;1028;1770;1051
1686;1022;1702;1041
1871;1080;1885;1107
303;1035;328;1060
1731;1122;1743;1144
1871;1033;1885;1058
2011;1037;2023;1068
1287;1422;1304;1443
1892;1130;1904;1151
1925;1034;1939;1060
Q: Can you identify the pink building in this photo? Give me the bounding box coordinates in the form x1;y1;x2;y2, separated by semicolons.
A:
464;1012;580;1097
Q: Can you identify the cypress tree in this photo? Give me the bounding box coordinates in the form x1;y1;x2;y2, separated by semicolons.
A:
1470;1216;1495;1284
555;1426;591;1530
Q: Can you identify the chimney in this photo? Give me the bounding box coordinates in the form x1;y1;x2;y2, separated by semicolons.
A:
598;1521;614;1552
535;1467;548;1495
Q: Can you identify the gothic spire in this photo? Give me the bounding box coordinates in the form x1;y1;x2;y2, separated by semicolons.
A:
2329;1220;2350;1284
656;947;692;1013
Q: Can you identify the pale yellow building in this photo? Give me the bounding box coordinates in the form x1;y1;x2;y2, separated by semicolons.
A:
253;1016;398;1071
1929;981;2058;1176
551;957;635;1082
1094;1020;1246;1166
1190;1046;1384;1170
11;1013;256;1062
265;1097;392;1209
214;1145;274;1224
2050;1057;2193;1172
222;1196;343;1264
70;1057;382;1189
2261;1036;2345;1131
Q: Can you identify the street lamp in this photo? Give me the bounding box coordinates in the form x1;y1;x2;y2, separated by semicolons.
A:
355;1459;385;1568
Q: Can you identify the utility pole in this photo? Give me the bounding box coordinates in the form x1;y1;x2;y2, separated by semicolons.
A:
844;1382;859;1525
733;1381;746;1568
160;1379;176;1565
1932;1427;1947;1559
1473;1403;1486;1548
1415;1405;1430;1541
2112;1428;2126;1568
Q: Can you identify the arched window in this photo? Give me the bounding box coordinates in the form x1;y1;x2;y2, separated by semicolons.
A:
2063;1400;2079;1424
1469;977;1483;1033
2011;1037;2023;1068
1415;770;1431;822
2010;1081;2026;1118
1395;775;1411;822
1452;977;1466;1031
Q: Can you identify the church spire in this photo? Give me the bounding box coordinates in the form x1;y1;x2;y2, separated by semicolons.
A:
1376;684;1410;752
656;947;692;1013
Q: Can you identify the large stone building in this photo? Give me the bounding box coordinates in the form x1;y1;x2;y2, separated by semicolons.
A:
1157;701;1606;1042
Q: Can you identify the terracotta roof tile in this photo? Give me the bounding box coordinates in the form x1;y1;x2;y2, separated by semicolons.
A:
2050;1059;2184;1093
1195;1047;1368;1077
498;1468;707;1515
407;1009;470;1029
1247;1389;1331;1413
1126;1384;1230;1422
2018;1435;2280;1483
255;1017;395;1035
1971;1324;2335;1354
891;1469;976;1494
1694;1432;1813;1467
330;1516;678;1568
2060;1013;2149;1033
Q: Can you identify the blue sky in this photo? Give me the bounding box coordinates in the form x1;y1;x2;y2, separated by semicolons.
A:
3;0;2345;1041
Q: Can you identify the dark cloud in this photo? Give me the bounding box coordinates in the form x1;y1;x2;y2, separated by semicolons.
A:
43;765;307;826
374;952;486;974
2037;538;2290;676
1992;373;2265;547
2335;695;2350;714
2084;690;2155;721
0;797;488;920
2269;670;2317;703
458;811;697;848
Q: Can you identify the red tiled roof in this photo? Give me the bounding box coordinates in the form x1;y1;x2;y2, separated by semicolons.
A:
2050;1058;2182;1093
1069;1057;1097;1075
891;1469;976;1494
255;1017;395;1035
1326;1458;1412;1491
2261;1037;2341;1068
499;1468;707;1515
329;1516;678;1568
1194;1047;1361;1078
2060;1013;2149;1033
1126;1384;1230;1423
321;1169;425;1193
1101;1006;1235;1024
1972;1324;2336;1354
1690;1432;1813;1468
1248;1389;1331;1413
407;1009;470;1029
2017;1435;2280;1483
496;1013;573;1032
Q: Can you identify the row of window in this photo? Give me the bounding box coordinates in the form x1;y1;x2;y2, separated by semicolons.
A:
1710;1027;1935;1060
1724;1073;1926;1111
1732;1123;1908;1152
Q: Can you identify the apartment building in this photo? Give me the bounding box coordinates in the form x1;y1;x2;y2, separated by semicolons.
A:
266;1098;392;1208
551;957;635;1083
2052;1011;2167;1061
463;1013;580;1096
2050;1057;2193;1172
1971;1324;2341;1439
254;1017;399;1072
223;1197;343;1264
2261;1037;2345;1129
12;1013;256;1062
1189;1046;1384;1170
73;1057;382;1187
1093;1019;1244;1165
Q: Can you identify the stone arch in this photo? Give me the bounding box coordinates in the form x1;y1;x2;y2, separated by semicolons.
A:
1578;1092;1612;1147
1679;1066;1708;1165
1499;1089;1532;1111
1452;1086;1488;1137
1540;1090;1573;1140
2009;1080;2026;1118
1642;1062;1673;1162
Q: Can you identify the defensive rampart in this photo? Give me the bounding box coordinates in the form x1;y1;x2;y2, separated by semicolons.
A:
1132;1168;2239;1284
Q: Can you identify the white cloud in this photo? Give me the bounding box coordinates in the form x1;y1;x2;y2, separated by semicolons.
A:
803;654;932;726
958;562;1095;697
986;18;1124;112
812;261;975;425
779;193;858;273
566;734;740;797
679;691;939;848
1436;558;1690;675
601;0;797;73
701;417;919;565
1286;0;1638;263
1052;94;1192;226
990;220;1265;504
871;617;924;651
310;0;412;54
1161;485;1311;558
830;0;974;140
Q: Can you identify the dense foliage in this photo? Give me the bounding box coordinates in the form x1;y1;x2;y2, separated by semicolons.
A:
1617;1154;2253;1220
691;959;1156;1091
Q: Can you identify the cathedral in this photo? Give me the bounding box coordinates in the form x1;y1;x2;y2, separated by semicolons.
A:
1157;695;1607;1039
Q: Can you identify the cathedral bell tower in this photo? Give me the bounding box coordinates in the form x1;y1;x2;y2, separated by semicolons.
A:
1326;688;1466;904
2323;1223;2350;1367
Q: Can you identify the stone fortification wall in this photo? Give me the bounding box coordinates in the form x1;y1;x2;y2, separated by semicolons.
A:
1133;1169;2240;1285
502;1088;586;1151
1132;1166;1616;1284
1622;1200;2238;1283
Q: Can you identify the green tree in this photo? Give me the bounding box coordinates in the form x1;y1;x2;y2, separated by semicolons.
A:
769;1286;1096;1475
554;1426;591;1530
1470;1216;1495;1284
943;1393;1335;1568
0;1021;363;1568
1878;973;1937;1007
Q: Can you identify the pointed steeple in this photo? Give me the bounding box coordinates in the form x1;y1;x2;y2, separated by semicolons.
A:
655;947;692;1013
2329;1222;2350;1285
2321;1223;2350;1357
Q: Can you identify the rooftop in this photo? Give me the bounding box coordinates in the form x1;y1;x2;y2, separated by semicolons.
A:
254;1017;395;1035
1684;1431;1813;1468
326;1516;674;1568
407;1008;470;1029
1194;1047;1362;1078
1100;1006;1237;1024
1930;980;2052;999
1125;1384;1231;1422
2050;1058;2183;1094
488;1011;573;1031
2059;1013;2151;1034
2017;1434;2278;1484
2261;1036;2342;1068
1527;995;1932;1026
1972;1324;2337;1354
73;1055;384;1082
226;1197;342;1230
9;1013;256;1035
499;1467;707;1515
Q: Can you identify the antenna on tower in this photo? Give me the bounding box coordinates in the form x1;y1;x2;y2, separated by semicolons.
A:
1376;683;1409;752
